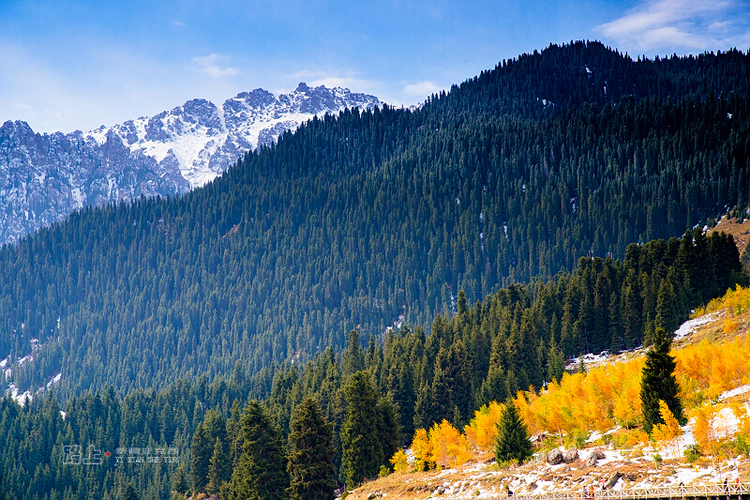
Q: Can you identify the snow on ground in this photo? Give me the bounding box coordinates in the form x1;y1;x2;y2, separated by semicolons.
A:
17;354;32;367
565;311;723;373
47;373;61;388
8;383;32;406
674;313;721;340
566;351;611;371
720;384;750;401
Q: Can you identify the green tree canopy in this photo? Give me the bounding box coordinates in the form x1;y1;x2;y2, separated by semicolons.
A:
287;397;337;500
228;401;290;500
494;400;533;464
640;327;685;434
341;371;381;487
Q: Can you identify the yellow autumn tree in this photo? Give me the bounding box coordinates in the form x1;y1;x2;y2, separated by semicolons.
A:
411;428;433;471
428;420;472;469
651;400;682;454
574;365;618;432
692;404;721;459
515;390;542;435
464;401;504;452
611;359;644;428
389;449;409;474
707;341;748;399
675;334;750;403
731;402;750;437
503;283;750;448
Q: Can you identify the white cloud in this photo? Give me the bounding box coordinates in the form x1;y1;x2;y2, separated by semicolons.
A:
596;0;750;54
193;54;239;80
403;81;443;98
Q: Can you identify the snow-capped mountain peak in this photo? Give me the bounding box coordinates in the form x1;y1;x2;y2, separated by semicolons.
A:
83;83;382;189
0;83;383;244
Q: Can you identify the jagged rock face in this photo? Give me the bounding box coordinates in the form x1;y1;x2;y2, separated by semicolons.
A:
0;83;382;245
0;120;188;246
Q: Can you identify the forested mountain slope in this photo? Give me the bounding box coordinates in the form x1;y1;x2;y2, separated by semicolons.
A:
1;41;749;399
0;230;744;500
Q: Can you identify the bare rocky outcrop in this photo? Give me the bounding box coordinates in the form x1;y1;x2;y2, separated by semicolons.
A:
586;449;606;467
605;472;623;489
547;448;564;465
564;448;579;463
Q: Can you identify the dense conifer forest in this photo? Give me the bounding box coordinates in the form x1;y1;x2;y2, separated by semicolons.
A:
1;41;749;399
0;40;750;498
0;230;744;499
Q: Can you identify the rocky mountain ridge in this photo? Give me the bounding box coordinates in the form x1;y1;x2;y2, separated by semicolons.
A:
0;83;382;245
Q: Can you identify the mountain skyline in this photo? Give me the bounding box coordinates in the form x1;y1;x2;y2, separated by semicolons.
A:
2;0;749;135
0;82;382;244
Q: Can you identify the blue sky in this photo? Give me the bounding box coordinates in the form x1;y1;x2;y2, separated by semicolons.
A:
1;0;749;134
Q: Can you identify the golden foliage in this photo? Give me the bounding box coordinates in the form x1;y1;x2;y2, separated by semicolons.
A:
651;400;682;453
675;335;750;403
403;287;750;468
692;404;718;448
429;420;472;469
513;356;646;439
622;428;649;448
410;428;433;471
409;421;473;470
511;282;750;444
690;403;733;459
464;401;504;452
732;402;750;437
389;449;409;474
725;319;738;334
695;284;750;317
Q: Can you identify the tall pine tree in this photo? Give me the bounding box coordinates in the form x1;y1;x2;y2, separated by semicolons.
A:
341;371;381;487
191;422;212;493
494;400;533;464
640;327;685;434
287;398;337;500
228;401;290;500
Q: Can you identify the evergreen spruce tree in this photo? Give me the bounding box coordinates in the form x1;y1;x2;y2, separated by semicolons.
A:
621;272;642;348
228;401;290;500
412;381;433;430
287;398;336;500
190;422;212;493
377;395;401;465
430;351;453;423
341;371;381;487
457;290;468;316
341;330;365;380
494;401;533;464
172;466;189;496
207;436;231;494
478;366;508;406
640;327;685;434
546;335;565;384
122;483;139;500
655;280;678;334
446;339;472;425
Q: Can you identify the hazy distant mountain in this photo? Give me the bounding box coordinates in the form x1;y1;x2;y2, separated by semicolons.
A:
0;83;382;245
